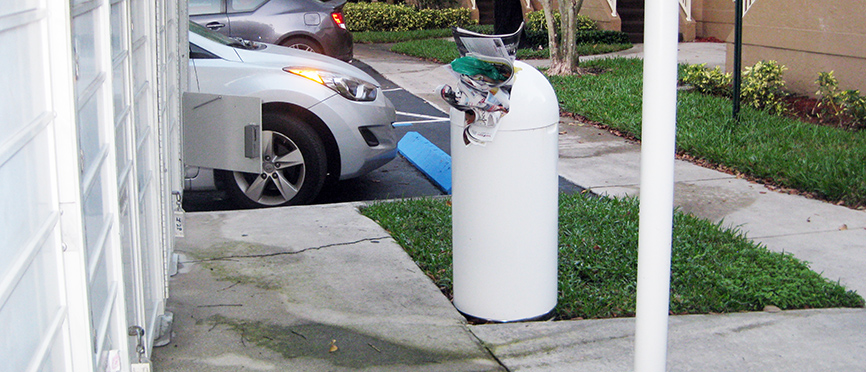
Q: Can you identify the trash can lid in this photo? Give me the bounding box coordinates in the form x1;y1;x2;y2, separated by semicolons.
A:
496;61;559;131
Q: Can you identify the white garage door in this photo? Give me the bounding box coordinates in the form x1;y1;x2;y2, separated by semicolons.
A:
0;0;183;370
1;0;80;370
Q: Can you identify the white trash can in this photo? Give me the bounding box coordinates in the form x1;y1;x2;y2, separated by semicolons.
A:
451;61;559;322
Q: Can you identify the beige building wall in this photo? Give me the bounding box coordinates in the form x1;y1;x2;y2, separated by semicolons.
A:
577;0;621;31
724;0;866;96
692;0;735;40
460;0;864;97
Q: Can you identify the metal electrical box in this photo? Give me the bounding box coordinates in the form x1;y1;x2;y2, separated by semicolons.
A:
182;92;263;174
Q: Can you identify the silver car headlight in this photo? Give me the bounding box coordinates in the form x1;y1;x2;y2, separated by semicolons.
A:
284;68;378;102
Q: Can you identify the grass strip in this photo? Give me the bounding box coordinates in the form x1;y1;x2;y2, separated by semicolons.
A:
548;58;866;207
354;29;454;44
361;196;863;320
390;38;460;64
389;38;632;63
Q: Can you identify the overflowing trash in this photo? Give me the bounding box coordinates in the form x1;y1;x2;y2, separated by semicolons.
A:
438;24;523;145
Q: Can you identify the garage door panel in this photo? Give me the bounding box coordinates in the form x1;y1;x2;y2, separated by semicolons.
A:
112;65;130;122
1;0;40;17
82;172;110;261
0;129;56;276
72;12;102;99
0;227;63;372
0;20;48;140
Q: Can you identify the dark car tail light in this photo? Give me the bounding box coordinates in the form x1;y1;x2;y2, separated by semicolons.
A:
331;11;346;30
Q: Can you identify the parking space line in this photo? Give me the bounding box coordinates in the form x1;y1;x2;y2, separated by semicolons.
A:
395;111;448;120
393;111;450;127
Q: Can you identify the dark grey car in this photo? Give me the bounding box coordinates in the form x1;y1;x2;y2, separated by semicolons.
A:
190;0;353;61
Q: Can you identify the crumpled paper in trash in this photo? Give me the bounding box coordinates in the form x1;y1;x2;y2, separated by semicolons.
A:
438;25;522;146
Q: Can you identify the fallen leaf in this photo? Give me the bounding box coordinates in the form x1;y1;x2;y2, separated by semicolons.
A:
329;339;338;353
839;224;848;231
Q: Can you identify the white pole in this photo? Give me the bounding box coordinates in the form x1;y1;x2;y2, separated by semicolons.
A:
633;0;679;369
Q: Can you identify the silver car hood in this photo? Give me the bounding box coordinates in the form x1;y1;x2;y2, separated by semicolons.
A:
235;43;378;86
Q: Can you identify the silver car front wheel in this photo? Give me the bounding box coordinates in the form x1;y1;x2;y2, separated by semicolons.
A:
222;112;327;208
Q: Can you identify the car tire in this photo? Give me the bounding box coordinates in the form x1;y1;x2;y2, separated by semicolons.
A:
221;112;327;208
280;37;323;54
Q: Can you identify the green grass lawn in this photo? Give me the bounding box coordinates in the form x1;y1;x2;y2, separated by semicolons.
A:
548;58;866;208
361;196;864;320
354;29;455;44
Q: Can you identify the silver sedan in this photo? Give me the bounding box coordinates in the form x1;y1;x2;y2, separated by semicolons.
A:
185;21;396;208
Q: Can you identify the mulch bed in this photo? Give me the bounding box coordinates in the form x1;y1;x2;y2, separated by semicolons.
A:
781;95;863;131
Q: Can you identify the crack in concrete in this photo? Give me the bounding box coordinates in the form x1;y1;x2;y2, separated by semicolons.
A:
187;236;392;263
472;334;513;372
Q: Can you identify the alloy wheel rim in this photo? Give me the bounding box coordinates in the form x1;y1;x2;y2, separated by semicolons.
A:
232;130;306;205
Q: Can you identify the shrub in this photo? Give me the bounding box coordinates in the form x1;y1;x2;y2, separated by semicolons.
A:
524;10;598;48
415;0;458;10
741;60;788;115
525;10;597;34
344;2;474;32
682;61;789;116
843;91;866;127
525;29;629;48
681;63;732;97
815;71;866;128
575;30;630;44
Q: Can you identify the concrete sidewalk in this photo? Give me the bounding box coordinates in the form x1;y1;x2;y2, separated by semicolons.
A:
153;204;506;371
152;43;866;371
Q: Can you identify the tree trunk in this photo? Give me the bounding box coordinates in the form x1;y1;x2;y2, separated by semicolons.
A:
540;0;558;64
544;0;583;75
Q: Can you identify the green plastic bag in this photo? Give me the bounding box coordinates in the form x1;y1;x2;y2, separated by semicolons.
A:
450;56;505;81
